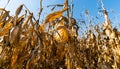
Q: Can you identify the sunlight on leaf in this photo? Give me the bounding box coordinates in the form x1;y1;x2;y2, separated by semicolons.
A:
44;7;68;24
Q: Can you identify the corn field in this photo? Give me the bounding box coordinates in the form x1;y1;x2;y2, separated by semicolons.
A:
0;0;120;69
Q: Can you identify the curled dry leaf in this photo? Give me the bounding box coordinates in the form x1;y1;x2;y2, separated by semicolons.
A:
44;7;68;24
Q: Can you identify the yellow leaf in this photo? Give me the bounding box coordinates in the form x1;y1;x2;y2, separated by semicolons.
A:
0;22;13;36
0;46;3;54
39;24;45;32
0;22;4;29
3;22;13;32
44;7;68;24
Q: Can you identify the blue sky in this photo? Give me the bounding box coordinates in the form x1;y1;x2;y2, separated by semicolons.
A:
0;0;120;27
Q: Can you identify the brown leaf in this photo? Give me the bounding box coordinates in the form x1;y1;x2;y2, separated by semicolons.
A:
9;26;20;45
15;4;23;16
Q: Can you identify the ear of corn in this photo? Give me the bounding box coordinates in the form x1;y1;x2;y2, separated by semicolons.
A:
54;25;68;43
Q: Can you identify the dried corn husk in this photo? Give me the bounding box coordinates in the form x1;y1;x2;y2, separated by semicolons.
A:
54;26;68;43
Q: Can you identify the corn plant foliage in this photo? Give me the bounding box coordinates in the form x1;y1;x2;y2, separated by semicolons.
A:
0;1;119;69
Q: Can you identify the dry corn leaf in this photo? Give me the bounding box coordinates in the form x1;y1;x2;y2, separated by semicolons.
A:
0;22;4;29
39;24;45;32
17;15;24;22
44;7;68;24
9;26;20;44
26;59;30;69
0;46;3;54
0;22;13;36
0;11;9;21
11;54;18;67
16;15;24;25
22;15;31;29
116;47;120;56
3;22;13;31
0;8;7;12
